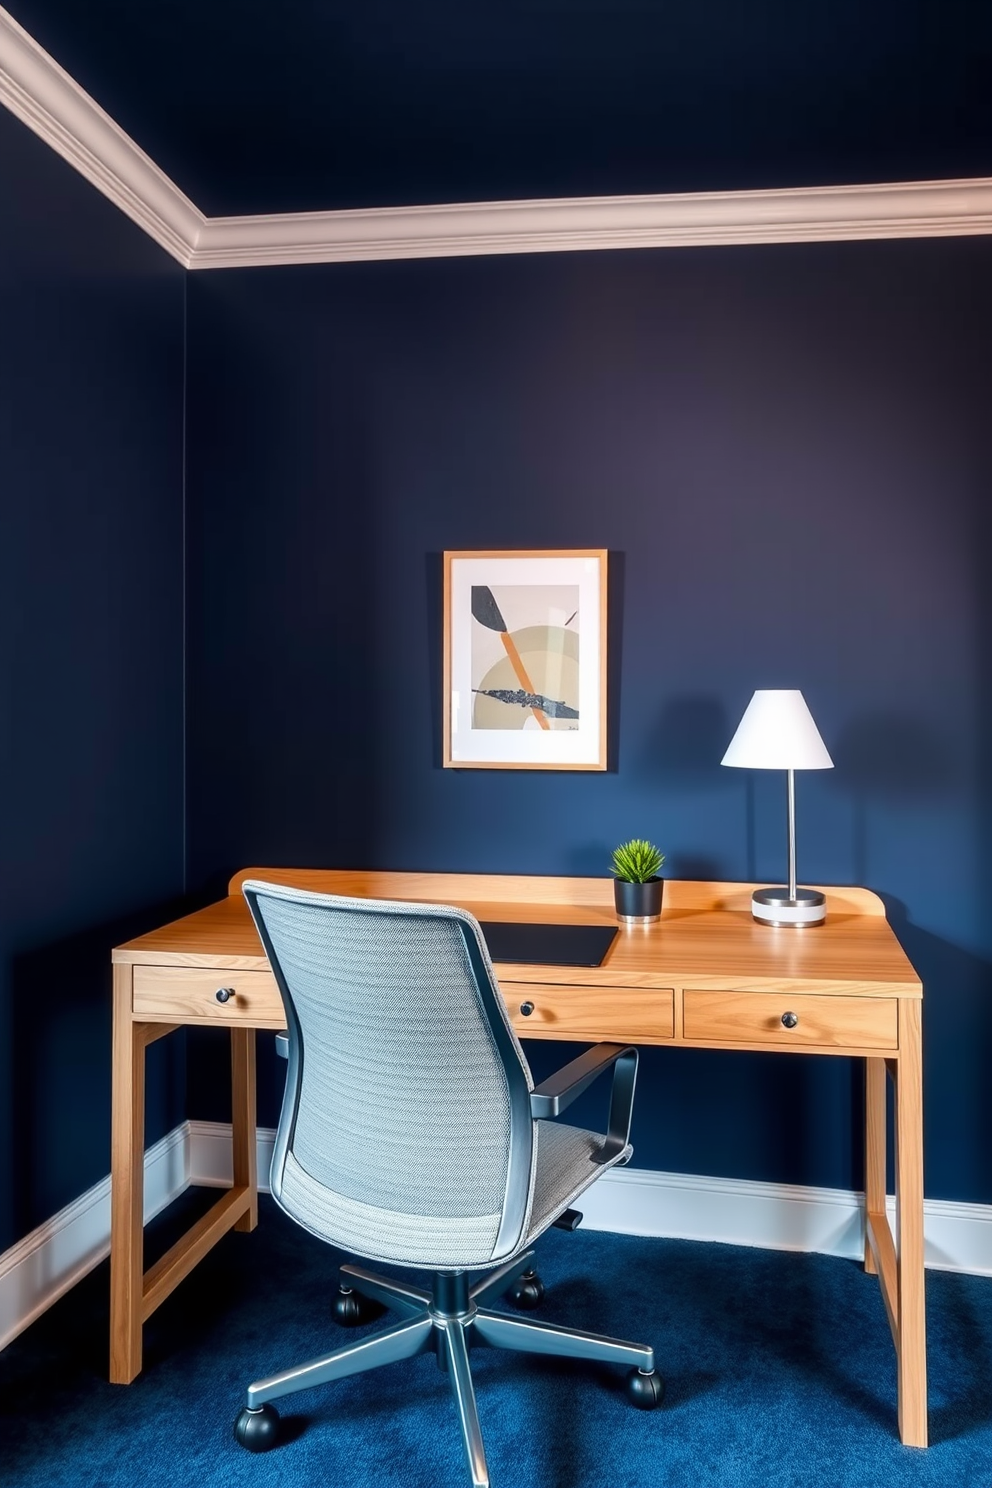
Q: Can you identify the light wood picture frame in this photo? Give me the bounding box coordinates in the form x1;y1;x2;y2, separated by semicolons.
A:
443;549;608;770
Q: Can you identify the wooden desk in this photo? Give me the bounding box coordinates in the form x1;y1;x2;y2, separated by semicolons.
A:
110;870;926;1446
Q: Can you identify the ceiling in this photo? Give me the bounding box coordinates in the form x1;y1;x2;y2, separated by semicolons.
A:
6;0;992;218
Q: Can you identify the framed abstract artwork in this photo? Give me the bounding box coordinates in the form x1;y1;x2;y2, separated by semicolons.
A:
443;549;608;770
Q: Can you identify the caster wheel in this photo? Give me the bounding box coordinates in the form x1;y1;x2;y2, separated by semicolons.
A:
333;1286;384;1326
625;1367;664;1410
507;1270;545;1309
234;1402;280;1452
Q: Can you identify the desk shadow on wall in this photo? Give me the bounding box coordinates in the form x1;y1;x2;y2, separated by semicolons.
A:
524;1034;860;1191
186;1023;286;1133
882;913;992;1209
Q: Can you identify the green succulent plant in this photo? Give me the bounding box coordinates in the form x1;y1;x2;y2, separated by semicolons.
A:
610;838;665;884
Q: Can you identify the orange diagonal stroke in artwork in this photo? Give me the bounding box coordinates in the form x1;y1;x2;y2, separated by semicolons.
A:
470;584;551;729
498;630;550;730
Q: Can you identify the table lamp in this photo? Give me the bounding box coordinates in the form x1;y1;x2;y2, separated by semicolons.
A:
721;689;834;927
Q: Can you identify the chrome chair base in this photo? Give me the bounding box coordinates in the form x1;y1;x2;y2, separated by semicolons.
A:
235;1251;663;1488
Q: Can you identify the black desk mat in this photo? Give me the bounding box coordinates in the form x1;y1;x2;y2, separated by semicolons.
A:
479;921;618;968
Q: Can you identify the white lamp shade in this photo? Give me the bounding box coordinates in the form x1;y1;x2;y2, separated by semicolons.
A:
721;690;833;771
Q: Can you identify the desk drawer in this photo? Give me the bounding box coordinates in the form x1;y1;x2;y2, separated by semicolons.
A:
683;990;898;1050
506;983;674;1043
132;966;283;1024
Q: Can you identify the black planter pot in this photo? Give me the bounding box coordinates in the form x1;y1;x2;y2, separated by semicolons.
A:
613;877;664;923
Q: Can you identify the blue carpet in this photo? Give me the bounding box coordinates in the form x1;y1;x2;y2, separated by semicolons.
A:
2;1193;991;1487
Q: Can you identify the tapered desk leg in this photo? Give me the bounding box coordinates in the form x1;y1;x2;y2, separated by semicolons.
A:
231;1028;258;1232
864;1058;887;1275
895;1000;927;1447
110;965;145;1384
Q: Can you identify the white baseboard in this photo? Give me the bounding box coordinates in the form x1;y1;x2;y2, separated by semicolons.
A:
0;1122;188;1352
186;1123;992;1275
4;1120;992;1354
570;1165;992;1276
575;1163;992;1276
187;1118;276;1190
578;1164;867;1259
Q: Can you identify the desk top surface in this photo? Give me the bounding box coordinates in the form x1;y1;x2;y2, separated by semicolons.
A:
114;869;921;997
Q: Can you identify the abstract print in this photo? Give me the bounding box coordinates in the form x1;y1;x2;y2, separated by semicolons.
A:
470;584;580;731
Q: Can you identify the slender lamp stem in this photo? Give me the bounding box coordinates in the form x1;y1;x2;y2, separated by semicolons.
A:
721;693;831;926
786;768;797;901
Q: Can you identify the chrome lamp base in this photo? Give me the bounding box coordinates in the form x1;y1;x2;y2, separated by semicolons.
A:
751;887;826;928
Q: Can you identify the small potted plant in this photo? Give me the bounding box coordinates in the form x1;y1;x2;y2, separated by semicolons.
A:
610;839;665;924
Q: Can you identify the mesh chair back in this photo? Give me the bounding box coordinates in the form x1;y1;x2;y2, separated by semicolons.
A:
243;881;536;1269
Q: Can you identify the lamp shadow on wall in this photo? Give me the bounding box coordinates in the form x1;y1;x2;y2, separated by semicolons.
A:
827;711;952;886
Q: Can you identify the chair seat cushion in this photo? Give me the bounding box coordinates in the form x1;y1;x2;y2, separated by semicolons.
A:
523;1120;632;1247
276;1121;632;1270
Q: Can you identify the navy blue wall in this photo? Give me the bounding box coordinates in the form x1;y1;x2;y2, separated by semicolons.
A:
184;237;992;1201
0;110;187;1250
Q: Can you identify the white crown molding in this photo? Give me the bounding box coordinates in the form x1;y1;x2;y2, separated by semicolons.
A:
4;1121;992;1351
2;2;992;271
0;5;202;267
193;177;992;269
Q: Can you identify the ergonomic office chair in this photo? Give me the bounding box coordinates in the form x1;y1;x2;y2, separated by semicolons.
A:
234;881;663;1488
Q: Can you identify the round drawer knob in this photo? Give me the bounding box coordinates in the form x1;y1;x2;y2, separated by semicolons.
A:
519;1002;535;1017
781;1011;799;1029
215;987;236;1005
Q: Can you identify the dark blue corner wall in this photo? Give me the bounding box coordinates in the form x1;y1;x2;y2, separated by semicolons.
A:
4;75;991;1268
0;110;187;1250
185;238;992;1203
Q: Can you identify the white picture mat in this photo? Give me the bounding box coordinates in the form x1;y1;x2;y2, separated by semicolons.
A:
448;554;604;765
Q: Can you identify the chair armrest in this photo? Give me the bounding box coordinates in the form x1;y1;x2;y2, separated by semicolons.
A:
275;1031;289;1059
530;1043;639;1164
530;1042;632;1117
